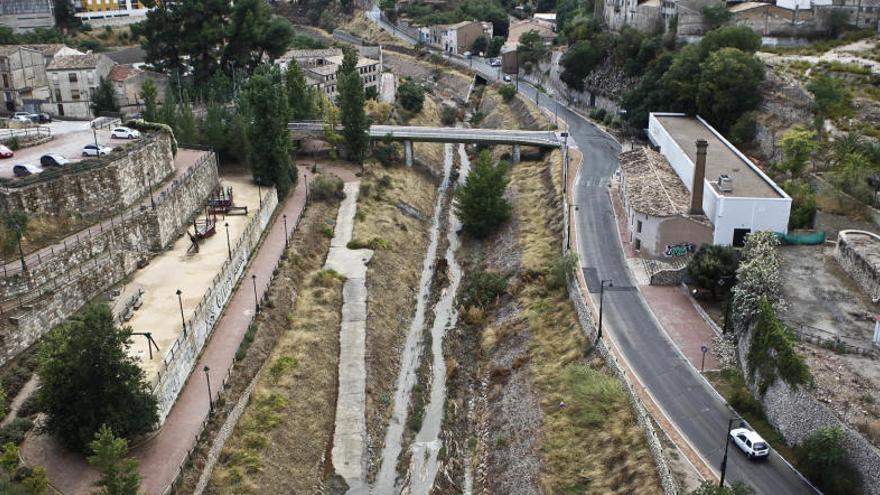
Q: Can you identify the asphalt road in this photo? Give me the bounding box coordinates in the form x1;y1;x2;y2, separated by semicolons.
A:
369;13;815;494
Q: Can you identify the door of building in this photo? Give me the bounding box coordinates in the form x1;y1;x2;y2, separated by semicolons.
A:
57;104;64;117
732;228;751;247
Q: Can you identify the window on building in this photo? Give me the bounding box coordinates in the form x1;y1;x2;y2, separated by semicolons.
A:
634;238;641;251
87;72;94;85
71;89;80;100
68;73;77;83
54;89;61;101
636;220;642;233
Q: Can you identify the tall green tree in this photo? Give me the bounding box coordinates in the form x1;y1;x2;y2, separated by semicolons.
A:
455;150;511;237
517;30;547;65
159;89;178;135
696;47;764;133
285;60;316;120
336;48;370;166
38;303;158;453
88;425;141;495
244;65;295;196
53;0;82;32
560;39;608;91
687;244;738;299
91;77;120;116
223;0;294;72
176;100;198;144
139;79;159;122
779;126;817;179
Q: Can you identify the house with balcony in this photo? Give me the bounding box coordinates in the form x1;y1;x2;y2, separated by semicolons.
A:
0;46;50;113
43;52;115;119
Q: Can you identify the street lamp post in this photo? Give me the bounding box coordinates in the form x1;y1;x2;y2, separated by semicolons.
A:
176;289;186;335
92;126;98;149
225;222;231;259
719;417;738;487
14;225;26;272
598;279;613;340
283;214;289;248
204;365;214;414
251;274;259;312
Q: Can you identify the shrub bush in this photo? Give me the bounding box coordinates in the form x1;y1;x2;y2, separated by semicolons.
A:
441;105;457;126
0;418;33;446
547;254;577;289
687;244;738;299
397;78;425;113
498;84;516;102
461;271;506;309
311;175;344;201
795;427;861;495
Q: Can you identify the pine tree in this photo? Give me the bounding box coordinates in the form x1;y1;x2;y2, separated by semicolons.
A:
336;48;370;165
91;77;120;116
244;65;295;196
454;150;511;237
88;425;141;495
139;79;158;122
176;100;198;144
38;304;158;453
159;89;178;135
285;60;316;120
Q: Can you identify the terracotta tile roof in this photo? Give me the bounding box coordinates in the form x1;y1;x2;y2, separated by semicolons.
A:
47;53;103;70
619;147;696;217
109;65;144;82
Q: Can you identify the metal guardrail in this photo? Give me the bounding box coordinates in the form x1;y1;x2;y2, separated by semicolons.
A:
782;318;877;356
0;126;51;142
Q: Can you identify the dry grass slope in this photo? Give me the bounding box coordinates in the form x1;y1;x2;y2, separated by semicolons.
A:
353;165;438;479
206;200;343;494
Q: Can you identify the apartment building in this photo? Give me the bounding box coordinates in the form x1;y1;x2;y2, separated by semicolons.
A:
43;53;115;119
0;46;50;113
77;0;150;12
0;0;55;32
279;50;381;100
420;20;490;54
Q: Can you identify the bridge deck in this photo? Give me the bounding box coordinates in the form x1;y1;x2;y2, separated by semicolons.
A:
289;122;563;147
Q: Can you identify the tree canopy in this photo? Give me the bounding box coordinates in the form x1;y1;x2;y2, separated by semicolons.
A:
397;77;425;113
337;48;371;165
687;244;738;299
91;77;120;116
88;425;141;495
38;303;158;453
243;65;295;196
455;150;511;237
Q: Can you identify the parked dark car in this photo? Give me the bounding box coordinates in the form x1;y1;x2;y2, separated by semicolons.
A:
40;153;69;168
31;113;51;123
13;164;40;177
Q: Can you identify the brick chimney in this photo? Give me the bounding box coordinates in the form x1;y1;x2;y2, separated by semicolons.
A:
690;139;708;215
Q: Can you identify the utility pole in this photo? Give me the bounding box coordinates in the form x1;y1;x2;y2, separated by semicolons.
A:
719;417;737;487
598;279;613;340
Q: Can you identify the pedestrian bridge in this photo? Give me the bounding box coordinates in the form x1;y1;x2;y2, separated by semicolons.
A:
289;121;565;165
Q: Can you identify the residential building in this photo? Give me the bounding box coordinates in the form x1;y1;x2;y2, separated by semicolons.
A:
77;0;150;12
0;46;50;113
21;44;84;66
645;113;791;247
298;54;381;100
276;48;344;70
506;18;556;46
420;20;487;54
107;65;167;112
43;53;115;119
532;12;558;31
0;0;55;32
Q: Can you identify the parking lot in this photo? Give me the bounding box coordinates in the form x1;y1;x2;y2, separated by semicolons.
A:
0;126;125;179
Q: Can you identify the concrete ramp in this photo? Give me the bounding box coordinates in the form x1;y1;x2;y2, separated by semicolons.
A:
326;182;373;493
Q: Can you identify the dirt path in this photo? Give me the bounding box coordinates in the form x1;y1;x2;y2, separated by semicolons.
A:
0;375;38;427
22;165;310;495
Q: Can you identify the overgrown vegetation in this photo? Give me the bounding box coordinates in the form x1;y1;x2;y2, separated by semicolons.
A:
687;244;738;299
795;427;862;495
747;299;811;393
397;77;426;113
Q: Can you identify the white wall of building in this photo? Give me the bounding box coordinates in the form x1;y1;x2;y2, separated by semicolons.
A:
647;112;791;246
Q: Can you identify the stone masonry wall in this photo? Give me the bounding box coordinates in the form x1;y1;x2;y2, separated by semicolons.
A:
736;328;880;494
0;150;219;367
835;230;880;299
152;188;278;423
152;152;220;249
0;132;174;218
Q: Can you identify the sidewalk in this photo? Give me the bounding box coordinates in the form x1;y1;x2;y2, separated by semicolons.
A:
640;285;720;372
23;165;312;495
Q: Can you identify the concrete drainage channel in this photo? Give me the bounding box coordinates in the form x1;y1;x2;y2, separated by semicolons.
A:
373;142;469;494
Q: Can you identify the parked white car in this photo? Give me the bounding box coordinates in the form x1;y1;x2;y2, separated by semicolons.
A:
730;428;770;459
111;127;141;139
11;113;31;123
490;58;502;67
82;144;112;157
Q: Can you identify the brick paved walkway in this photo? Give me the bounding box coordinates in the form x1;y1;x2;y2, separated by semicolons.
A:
21;165;340;494
640;285;721;372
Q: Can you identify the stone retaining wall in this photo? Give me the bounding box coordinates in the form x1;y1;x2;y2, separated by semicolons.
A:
835;230;880;298
0;132;175;217
152;188;278;423
736;328;880;494
0;150;219;367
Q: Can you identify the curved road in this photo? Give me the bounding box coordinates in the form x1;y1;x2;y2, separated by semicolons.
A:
367;12;815;493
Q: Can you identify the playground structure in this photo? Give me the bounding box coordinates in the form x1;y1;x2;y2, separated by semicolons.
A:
186;186;249;255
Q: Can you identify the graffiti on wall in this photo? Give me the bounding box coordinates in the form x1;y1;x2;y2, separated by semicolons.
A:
664;242;696;257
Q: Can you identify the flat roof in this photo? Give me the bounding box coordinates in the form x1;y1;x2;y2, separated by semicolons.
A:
654;115;782;199
619;147;695;217
729;2;766;12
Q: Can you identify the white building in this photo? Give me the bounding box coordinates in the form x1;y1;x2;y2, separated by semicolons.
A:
647;113;791;247
289;52;381;100
43;52;115;119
